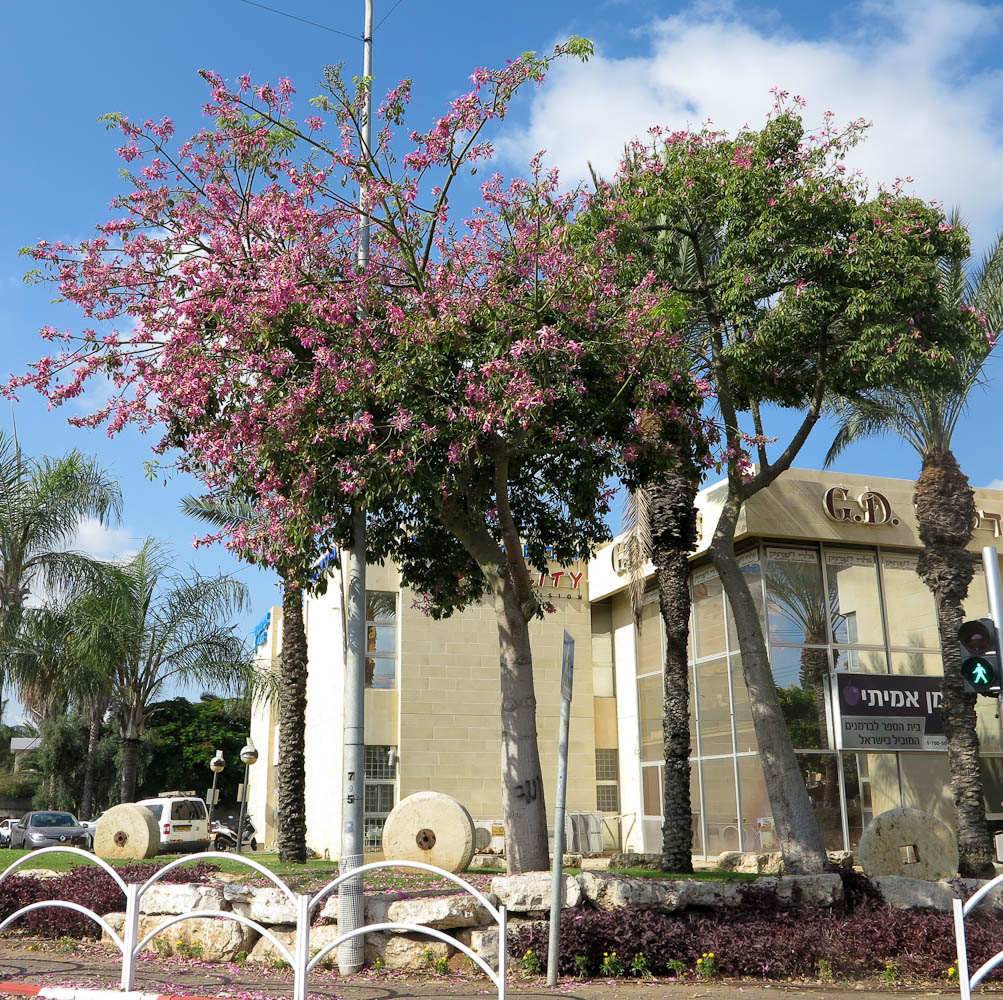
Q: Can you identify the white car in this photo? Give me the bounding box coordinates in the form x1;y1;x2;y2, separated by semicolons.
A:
0;818;13;847
135;793;210;853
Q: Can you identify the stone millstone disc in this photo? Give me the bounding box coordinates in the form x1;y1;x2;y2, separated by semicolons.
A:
858;807;959;881
381;791;476;873
94;803;160;859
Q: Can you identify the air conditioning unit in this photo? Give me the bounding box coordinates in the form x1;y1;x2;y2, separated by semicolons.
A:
473;820;506;853
564;811;604;855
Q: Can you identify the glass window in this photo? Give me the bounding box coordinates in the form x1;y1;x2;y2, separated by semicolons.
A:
880;555;939;649
692;569;726;658
638;672;663;763
636;597;662;675
833;647;888;673
825;550;884;646
774;653;828;750
697;656;732;756
363;744;396;852
899;752;953;827
737;755;771;850
642;764;662;817
365;591;397;690
765;548;826;646
964;566;991;621
690;766;704;856
595;748;621;813
980;757;1003;817
770;644;830;692
888;650;942;675
727;554;766;648
702;757;739;855
798;752;844;850
977;701;1003;753
731;655;756;754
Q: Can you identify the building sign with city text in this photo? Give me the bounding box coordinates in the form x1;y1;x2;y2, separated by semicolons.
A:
831;672;945;752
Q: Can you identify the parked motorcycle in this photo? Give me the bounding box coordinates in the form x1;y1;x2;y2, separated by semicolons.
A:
210;818;257;852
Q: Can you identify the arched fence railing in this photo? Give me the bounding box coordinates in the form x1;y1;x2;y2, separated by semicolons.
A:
0;850;507;1000
954;870;1003;1000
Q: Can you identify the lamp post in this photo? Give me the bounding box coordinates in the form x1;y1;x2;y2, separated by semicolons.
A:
236;737;258;856
207;750;225;828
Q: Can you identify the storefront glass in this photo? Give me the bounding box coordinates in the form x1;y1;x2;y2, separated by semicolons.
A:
697;656;732;756
702;756;740;856
825;550;884;646
880;554;940;649
638;671;663;763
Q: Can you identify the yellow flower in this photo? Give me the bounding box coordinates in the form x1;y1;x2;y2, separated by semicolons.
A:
708;953;715;959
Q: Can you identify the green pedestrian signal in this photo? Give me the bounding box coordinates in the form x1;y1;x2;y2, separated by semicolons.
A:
959;618;1002;696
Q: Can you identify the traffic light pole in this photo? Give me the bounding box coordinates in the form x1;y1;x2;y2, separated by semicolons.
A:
984;547;1003;632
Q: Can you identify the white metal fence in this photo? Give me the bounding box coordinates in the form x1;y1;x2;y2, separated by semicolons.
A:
0;849;508;1000
954;870;1003;1000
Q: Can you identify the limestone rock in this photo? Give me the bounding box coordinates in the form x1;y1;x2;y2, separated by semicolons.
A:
386;892;498;930
381;791;476;874
453;926;499;970
578;871;680;911
828;851;854;870
753;874;844;907
104;912;257;961
382;933;453;970
716;851;784;874
872;875;959;911
246;924;296;965
317;888;448;923
224;883;297;925
140;883;227;915
467;856;507;872
490;872;582;912
947;878;1003;917
608;852;664;871
675;879;744;909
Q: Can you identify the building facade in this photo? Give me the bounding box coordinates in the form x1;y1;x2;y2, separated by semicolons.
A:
249;468;1003;860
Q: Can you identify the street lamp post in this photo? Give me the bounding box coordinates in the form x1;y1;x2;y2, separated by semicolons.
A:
236;737;259;856
207;750;225;829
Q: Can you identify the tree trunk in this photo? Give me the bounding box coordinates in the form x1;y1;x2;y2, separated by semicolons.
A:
494;575;550;873
119;737;141;803
710;488;829;874
80;697;107;819
277;581;308;863
649;471;698;872
914;450;993;877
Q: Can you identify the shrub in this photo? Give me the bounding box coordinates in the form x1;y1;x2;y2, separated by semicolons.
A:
0;771;39;799
0;860;220;939
507;870;1003;981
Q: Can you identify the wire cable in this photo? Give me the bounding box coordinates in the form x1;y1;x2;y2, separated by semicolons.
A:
375;0;406;31
237;0;360;40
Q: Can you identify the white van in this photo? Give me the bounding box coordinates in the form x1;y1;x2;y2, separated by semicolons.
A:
136;792;210;853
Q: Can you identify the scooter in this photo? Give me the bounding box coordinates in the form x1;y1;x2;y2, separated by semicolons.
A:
210;818;258;852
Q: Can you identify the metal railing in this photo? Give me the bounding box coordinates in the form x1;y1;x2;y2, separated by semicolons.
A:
954;870;1003;1000
0;850;507;1000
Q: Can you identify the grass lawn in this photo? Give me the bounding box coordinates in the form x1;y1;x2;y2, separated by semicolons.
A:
0;847;756;891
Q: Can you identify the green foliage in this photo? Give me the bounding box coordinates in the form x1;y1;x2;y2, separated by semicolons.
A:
0;770;39;800
30;715;118;814
139;695;250;803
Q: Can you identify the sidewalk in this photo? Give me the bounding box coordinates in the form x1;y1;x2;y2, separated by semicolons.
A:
0;945;961;1000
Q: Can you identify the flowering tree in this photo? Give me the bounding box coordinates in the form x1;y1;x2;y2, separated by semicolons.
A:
9;44;704;870
609;98;986;872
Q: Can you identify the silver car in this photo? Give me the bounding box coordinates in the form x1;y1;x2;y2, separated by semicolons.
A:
9;811;90;850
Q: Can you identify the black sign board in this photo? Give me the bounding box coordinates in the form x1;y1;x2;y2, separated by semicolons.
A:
832;672;945;751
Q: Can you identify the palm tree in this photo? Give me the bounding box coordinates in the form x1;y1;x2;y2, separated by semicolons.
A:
181;493;309;863
622;468;700;871
825;211;1003;876
0;432;121;704
83;539;251;802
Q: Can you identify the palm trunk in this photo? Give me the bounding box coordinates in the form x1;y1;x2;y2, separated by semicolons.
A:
494;575;549;873
119;737;141;803
915;450;993;877
80;697;107;818
649;471;698;872
711;488;828;873
277;581;308;862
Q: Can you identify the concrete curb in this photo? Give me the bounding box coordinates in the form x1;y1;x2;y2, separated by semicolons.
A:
0;984;220;1000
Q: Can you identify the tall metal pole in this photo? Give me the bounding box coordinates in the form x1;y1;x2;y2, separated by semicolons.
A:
983;547;1003;628
338;0;373;976
547;631;575;986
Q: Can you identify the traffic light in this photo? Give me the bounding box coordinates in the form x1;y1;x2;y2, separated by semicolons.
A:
959;618;1002;696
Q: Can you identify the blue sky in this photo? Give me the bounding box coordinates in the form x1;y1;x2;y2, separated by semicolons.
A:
4;0;1003;674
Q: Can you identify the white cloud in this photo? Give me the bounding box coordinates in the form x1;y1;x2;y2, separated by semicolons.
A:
985;479;1003;491
500;0;1003;247
69;516;139;562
